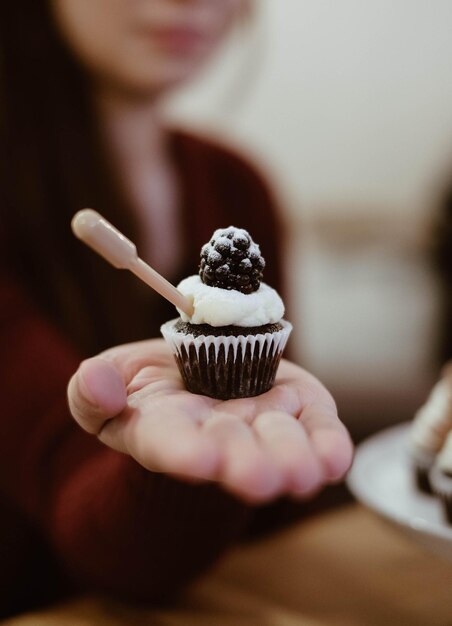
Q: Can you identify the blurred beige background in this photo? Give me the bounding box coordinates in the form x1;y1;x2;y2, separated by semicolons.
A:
164;0;452;435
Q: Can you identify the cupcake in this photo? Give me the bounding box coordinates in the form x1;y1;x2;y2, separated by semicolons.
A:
430;431;452;524
160;226;292;400
409;370;452;494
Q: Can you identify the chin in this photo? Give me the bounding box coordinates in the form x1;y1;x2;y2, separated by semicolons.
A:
162;60;208;85
134;53;210;92
105;54;210;99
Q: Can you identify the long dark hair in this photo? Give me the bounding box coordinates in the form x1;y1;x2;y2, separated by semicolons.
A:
0;1;156;355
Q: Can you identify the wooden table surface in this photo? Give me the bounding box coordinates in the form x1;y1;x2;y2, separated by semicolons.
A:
4;504;452;626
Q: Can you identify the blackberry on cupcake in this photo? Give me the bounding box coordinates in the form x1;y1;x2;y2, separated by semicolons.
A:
199;226;265;294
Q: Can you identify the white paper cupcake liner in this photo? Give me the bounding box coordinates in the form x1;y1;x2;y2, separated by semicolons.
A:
409;445;436;494
160;318;292;400
161;319;292;363
429;465;452;523
430;465;452;498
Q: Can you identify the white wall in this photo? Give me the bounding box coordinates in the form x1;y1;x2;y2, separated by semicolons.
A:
165;1;452;428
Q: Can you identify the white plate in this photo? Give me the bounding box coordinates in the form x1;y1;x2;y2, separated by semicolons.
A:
346;422;452;561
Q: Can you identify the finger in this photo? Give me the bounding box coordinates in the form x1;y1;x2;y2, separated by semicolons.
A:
243;364;336;423
126;364;183;396
100;338;174;387
67;357;127;434
203;413;284;503
299;404;354;481
99;401;220;480
253;410;323;495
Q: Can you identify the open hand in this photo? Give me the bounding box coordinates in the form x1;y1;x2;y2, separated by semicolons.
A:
68;339;353;503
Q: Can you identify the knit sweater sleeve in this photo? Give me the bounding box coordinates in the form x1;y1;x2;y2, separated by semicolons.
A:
0;268;252;602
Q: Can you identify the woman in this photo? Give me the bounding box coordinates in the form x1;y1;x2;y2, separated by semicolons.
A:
0;0;353;617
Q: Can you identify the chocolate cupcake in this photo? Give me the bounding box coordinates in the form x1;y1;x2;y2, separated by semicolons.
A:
409;446;436;495
409;373;452;494
430;432;452;524
161;226;292;400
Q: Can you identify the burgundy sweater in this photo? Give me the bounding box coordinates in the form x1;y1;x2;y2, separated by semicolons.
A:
0;131;289;616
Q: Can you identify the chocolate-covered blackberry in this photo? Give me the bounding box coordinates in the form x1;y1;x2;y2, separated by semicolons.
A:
199;226;265;294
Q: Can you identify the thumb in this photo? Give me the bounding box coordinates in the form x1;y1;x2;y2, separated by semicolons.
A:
67;357;127;435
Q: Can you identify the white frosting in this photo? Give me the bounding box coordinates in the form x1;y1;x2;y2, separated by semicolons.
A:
410;378;452;453
176;275;284;327
437;432;452;474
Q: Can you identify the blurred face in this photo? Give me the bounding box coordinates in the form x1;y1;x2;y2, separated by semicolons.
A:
51;0;245;96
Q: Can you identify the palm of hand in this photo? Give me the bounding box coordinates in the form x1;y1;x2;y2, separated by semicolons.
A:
69;340;353;502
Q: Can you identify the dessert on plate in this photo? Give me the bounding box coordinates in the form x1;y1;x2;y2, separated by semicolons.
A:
430;431;452;523
161;226;292;400
409;365;452;494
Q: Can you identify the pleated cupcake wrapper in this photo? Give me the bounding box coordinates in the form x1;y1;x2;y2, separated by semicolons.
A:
409;446;437;494
160;319;292;400
429;465;452;523
161;319;292;364
429;465;452;499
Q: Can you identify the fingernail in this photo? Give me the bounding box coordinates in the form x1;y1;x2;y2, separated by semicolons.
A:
78;366;100;409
